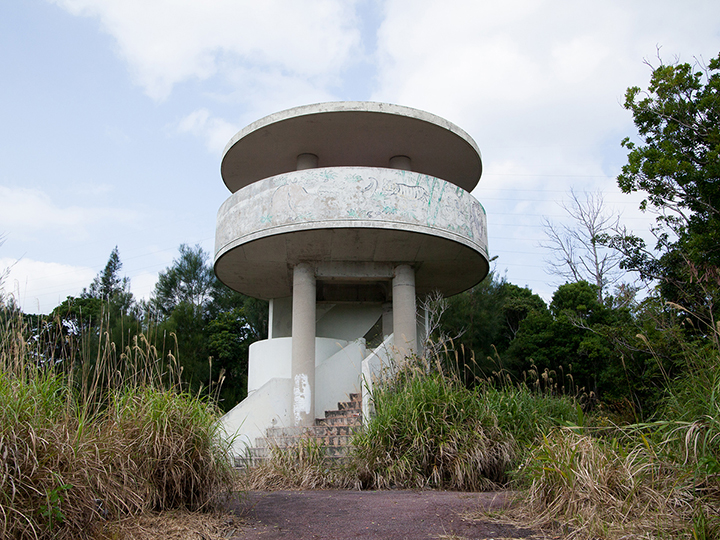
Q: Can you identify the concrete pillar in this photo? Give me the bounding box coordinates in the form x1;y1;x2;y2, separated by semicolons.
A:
381;302;393;338
297;153;319;170
291;263;316;426
392;264;417;357
389;155;411;171
267;299;274;339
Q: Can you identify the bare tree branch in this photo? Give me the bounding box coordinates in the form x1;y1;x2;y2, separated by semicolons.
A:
540;189;625;301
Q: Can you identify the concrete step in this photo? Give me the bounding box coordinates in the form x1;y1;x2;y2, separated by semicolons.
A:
316;415;361;427
255;433;354;449
241;393;363;468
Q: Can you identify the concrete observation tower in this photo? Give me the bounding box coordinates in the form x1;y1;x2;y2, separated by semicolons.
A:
216;102;489;452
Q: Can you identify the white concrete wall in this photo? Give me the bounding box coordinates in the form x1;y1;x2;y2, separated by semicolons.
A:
247;336;350;393
272;298;382;341
361;333;396;423
224;336;368;455
220;377;293;456
270;296;293;338
317;303;383;340
216;167;488;258
316;338;366;415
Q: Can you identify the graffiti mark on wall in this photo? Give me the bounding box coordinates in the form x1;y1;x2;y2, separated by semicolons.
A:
218;168;487;251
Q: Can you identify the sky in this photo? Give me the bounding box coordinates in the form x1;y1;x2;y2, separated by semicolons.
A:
1;0;719;314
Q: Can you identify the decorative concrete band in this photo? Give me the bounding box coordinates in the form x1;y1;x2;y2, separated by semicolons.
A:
214;167;489;299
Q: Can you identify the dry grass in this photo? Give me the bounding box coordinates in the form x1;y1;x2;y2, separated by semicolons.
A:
0;310;237;539
238;437;353;491
94;509;241;540
491;427;718;540
107;386;236;511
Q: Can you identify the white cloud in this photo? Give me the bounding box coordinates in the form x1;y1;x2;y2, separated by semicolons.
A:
0;260;160;315
0;257;96;314
176;70;340;152
177;108;238;154
0;186;138;241
371;0;719;289
51;0;363;100
128;270;159;304
372;0;720;150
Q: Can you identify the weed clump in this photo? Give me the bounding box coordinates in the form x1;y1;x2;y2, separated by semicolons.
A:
349;356;515;491
0;310;236;539
240;437;349;490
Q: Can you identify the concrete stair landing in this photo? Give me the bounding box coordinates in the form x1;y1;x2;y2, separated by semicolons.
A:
240;393;362;467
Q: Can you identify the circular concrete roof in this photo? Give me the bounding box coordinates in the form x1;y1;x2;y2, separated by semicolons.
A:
221;102;483;193
215;228;489;300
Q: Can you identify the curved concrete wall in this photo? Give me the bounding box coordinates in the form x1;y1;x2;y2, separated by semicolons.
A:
215;167;489;298
247;336;351;393
217;166;487;255
221;102;482;193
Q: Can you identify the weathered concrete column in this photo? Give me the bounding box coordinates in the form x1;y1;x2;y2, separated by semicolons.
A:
297;153;319;170
291;263;316;426
392;264;417;357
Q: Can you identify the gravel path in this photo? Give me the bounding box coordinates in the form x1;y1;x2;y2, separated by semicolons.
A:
226;490;540;540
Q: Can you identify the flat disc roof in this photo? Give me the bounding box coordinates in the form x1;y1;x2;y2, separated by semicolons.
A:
215;228;489;300
221;101;482;193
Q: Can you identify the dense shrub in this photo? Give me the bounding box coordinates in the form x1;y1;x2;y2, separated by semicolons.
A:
349;357;515;490
0;311;235;540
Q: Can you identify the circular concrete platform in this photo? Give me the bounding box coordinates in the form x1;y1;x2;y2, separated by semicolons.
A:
221;102;482;193
214;167;489;299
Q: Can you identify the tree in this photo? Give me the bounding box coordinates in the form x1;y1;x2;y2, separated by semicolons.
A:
439;272;547;380
606;53;720;315
51;248;140;370
150;244;268;408
85;246;125;301
153;244;215;318
541;189;624;301
505;281;638;400
82;246;135;320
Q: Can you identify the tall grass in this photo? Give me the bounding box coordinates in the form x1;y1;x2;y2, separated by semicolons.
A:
237;351;583;493
519;428;691;539
481;382;582;453
240;437;351;490
506;318;720;539
349;354;516;490
0;308;235;539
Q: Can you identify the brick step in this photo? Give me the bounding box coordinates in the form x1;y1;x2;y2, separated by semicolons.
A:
262;424;357;440
315;415;361;427
240;393;363;468
248;444;349;460
253;434;354;450
337;400;361;411
324;409;361;419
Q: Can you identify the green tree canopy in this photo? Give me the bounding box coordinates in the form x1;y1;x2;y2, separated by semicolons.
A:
153;244;215;319
439;272;547;379
150;243;268;410
607;53;720;315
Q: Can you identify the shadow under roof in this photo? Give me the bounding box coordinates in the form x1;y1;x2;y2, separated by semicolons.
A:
221;101;483;193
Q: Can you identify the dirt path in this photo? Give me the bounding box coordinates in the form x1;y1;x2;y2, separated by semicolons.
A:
226;490;540;540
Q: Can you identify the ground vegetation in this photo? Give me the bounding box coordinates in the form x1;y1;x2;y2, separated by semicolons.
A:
0;306;236;540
